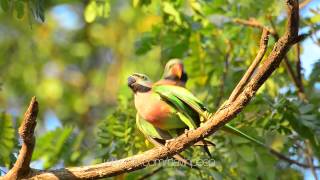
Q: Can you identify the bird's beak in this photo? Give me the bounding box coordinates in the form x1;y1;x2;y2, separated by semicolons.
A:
127;76;136;88
172;64;183;78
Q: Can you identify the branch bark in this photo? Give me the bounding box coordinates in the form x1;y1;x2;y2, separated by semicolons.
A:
235;9;308;100
305;140;319;180
215;40;232;107
270;18;307;101
3;97;38;180
299;0;313;9
1;0;304;179
233;18;276;35
228;28;270;103
295;44;302;83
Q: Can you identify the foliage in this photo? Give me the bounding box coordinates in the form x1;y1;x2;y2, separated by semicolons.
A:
0;113;15;169
0;0;45;22
95;95;148;161
32;127;86;169
0;0;320;179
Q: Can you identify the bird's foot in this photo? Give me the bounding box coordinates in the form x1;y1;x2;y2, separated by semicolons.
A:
203;111;213;121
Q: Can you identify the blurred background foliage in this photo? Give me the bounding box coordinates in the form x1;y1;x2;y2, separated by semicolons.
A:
0;0;319;179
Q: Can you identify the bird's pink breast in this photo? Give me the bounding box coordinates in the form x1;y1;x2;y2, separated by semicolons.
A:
134;92;171;128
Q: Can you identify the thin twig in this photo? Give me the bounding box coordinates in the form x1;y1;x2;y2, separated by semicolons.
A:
269;148;319;169
233;18;276;35
215;40;232;107
283;56;306;95
299;0;313;9
228;29;270;103
295;44;302;83
3;97;38;180
305;140;319;180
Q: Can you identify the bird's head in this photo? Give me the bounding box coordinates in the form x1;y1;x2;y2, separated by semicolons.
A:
128;73;152;93
163;58;188;84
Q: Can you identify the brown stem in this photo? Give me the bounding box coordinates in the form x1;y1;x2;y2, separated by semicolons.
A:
299;0;313;9
305;140;319;180
295;44;303;85
283;56;306;96
3;97;38;180
269;14;307;101
233;18;276;36
228;28;270;103
215;40;232;107
269;148;319;169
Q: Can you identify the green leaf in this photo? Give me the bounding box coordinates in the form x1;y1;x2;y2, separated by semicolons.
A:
15;1;24;19
132;0;151;7
103;0;110;18
135;32;157;55
299;104;314;114
84;1;97;23
0;0;9;12
236;145;255;162
310;14;320;23
35;0;45;22
163;2;182;25
32;127;84;169
0;113;15;167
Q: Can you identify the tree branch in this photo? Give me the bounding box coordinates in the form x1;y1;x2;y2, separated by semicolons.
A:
305;140;319;180
235;8;307;100
269;17;307;100
268;147;319;169
283;56;306;100
224;21;317;169
3;97;38;180
215;40;232;107
228;28;270;103
299;0;313;9
233;18;276;35
2;0;305;179
295;44;303;84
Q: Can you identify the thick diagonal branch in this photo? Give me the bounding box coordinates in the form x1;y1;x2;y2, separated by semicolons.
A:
228;28;270;103
3;97;38;180
235;11;307;100
270;19;307;100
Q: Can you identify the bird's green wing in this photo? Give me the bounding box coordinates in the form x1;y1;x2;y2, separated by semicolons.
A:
136;113;172;140
153;85;208;118
136;114;199;169
153;85;268;149
152;85;199;129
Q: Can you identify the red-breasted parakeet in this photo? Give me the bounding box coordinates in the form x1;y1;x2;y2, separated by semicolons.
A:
128;73;213;159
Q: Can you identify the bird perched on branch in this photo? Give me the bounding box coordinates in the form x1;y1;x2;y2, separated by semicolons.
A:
128;73;213;159
158;59;265;145
131;59;266;158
